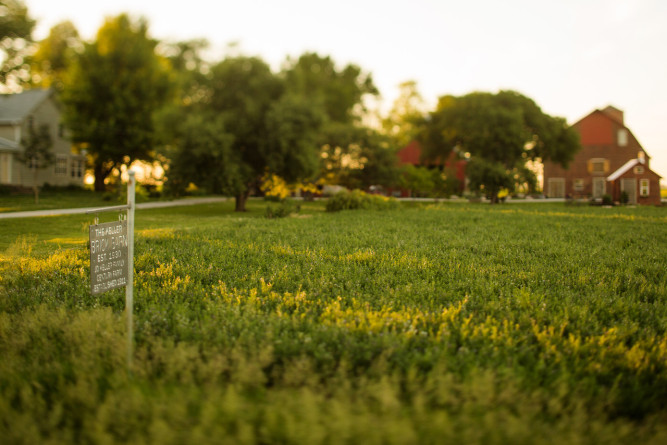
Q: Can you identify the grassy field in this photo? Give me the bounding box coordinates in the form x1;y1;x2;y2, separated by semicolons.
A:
0;186;167;214
1;200;666;444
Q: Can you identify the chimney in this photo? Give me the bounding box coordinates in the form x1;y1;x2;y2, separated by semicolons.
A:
602;106;624;124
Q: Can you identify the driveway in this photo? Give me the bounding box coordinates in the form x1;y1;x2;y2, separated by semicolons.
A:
0;197;229;219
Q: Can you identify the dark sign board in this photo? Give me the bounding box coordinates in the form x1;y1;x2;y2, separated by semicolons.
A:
89;220;129;295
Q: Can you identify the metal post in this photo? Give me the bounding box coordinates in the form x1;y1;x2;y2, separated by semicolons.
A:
126;170;135;371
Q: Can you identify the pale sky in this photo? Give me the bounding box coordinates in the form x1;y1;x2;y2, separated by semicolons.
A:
26;0;667;183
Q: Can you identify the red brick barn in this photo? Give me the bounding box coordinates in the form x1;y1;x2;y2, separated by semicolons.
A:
543;106;662;205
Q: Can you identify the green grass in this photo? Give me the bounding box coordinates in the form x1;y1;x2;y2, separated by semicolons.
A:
0;199;320;254
0;186;172;213
1;201;667;443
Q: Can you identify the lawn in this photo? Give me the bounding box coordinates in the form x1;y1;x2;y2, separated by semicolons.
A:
1;201;666;444
0;186;167;214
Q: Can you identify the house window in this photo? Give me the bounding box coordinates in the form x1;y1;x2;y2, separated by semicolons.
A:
618;129;628;146
573;179;584;192
71;159;84;178
589;158;608;175
640;179;649;197
55;155;68;175
634;166;644;174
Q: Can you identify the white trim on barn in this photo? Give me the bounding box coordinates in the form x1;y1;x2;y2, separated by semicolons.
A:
607;158;645;182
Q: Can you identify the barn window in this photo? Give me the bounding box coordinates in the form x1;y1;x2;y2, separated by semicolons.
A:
589;158;608;174
640;179;649;197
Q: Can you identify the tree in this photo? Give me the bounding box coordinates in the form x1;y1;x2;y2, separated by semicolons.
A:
465;157;514;202
319;125;399;190
282;52;377;125
399;164;444;198
166;56;325;211
60;14;170;191
157;38;210;108
382;80;426;148
163;113;236;196
263;93;325;185
420;90;580;203
204;56;283;211
29;21;81;91
282;52;387;188
16;123;53;203
0;0;35;90
153;39;211;186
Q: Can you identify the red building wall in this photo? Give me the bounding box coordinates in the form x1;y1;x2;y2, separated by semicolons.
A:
543;106;661;204
393;141;467;196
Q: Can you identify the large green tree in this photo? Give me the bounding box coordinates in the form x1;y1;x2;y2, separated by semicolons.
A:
60;14;169;191
166;56;325;211
420;90;580;203
282;52;377;125
163;113;236;196
153;38;211;183
0;0;34;89
282;53;396;189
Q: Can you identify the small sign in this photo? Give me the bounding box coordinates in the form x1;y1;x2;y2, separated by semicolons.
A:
89;220;129;294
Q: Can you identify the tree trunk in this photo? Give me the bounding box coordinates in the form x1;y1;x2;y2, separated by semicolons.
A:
32;167;39;204
489;186;499;204
94;164;107;192
235;190;250;212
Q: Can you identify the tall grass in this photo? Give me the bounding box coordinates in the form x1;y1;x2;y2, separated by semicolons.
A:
1;203;666;443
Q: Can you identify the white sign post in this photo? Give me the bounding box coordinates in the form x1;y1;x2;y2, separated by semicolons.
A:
125;171;135;369
88;170;136;370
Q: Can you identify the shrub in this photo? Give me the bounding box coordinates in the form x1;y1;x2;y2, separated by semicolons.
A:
265;200;301;218
326;189;399;212
602;194;614;206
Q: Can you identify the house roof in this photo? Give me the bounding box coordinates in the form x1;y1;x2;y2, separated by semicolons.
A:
601;105;624;125
607;159;641;181
573;106;650;160
0;89;53;125
605;158;663;181
0;136;20;152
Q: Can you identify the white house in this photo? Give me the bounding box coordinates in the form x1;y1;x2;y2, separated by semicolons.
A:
0;89;85;188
